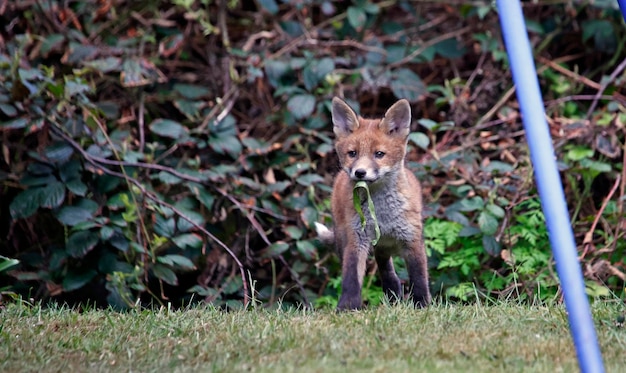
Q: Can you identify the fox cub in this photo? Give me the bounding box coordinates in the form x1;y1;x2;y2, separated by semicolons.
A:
316;97;430;310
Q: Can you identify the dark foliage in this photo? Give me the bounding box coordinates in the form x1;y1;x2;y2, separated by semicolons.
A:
1;0;625;308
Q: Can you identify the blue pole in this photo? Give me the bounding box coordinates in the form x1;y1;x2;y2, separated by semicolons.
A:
619;0;626;21
496;2;604;373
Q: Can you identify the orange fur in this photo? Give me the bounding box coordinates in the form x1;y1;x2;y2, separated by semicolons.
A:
318;97;430;310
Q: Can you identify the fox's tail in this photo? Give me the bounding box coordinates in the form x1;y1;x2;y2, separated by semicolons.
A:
314;222;335;246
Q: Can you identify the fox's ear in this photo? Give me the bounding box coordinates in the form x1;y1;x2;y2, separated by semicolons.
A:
332;97;359;137
381;99;411;138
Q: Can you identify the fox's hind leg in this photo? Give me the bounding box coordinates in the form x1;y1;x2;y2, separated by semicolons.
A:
375;255;402;303
404;240;431;308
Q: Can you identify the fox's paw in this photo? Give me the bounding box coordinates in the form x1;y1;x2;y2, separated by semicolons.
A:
336;294;363;311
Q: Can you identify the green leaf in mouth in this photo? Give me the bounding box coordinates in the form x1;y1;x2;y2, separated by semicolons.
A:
353;181;381;246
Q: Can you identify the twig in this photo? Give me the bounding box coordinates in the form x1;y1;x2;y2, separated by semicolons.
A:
278;254;310;308
475;86;516;126
476;54;596;125
138;92;145;153
610;129;626;254
464;51;487;100
545;95;617;108
585;56;626;119
436;129;526;159
242;30;276;52
218;0;229;50
580;174;621;260
537;56;602;91
197;85;239;131
308;39;389;55
387;26;472;69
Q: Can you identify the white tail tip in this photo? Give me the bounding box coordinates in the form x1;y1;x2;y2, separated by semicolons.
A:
314;222;334;245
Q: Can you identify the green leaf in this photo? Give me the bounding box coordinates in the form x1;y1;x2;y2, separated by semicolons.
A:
62;269;97;292
295;173;325;187
58;159;81;181
585;280;611;298
66;231;99;258
0;103;17;117
188;183;215;210
300;206;318;227
40;33;65;55
20;174;56;186
209;114;237;136
64;78;92;98
187;285;219;297
44;142;74;163
39;181;66;209
174;99;202;120
582;20;616;52
303;58;335;91
353;181;381;246
284;226;303;240
109;233;130;252
390;68;426;102
82;57;122;73
579;159;612;173
258;0;279;14
434;38;466;58
176;209;205;233
0;256;20;273
566;146;594;161
172;233;203;249
154;215;176;238
417;118;438;131
483;161;514;173
157;254;196;270
152;263;178;285
296;240;317;260
408;132;430;150
347;6;367;31
66;178;88;196
525;20;545;35
266;242;290;257
149;119;189;139
1;117;28;129
486;204;505;219
264;59;290;88
10;188;42;219
478;210;499;236
208;135;242;159
287;94;316;120
173;83;211;99
458;226;481;237
55;206;94;226
458;196;484;212
157;171;182;185
482;235;501;256
100;226;115;240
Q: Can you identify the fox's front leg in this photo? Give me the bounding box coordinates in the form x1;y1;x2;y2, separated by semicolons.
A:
337;240;368;311
404;239;431;308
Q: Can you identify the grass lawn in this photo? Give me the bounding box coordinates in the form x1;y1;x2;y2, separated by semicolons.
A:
1;300;624;372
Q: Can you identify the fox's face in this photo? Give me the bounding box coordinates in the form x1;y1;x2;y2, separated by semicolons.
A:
331;98;411;184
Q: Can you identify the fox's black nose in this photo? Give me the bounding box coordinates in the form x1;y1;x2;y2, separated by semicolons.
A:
354;169;366;179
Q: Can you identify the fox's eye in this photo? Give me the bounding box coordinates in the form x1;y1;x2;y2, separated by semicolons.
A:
374;151;385;159
347;150;357;158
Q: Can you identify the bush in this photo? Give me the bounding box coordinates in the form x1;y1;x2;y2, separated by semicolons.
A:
1;0;625;308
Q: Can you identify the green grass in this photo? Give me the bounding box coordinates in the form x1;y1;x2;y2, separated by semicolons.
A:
1;300;624;372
